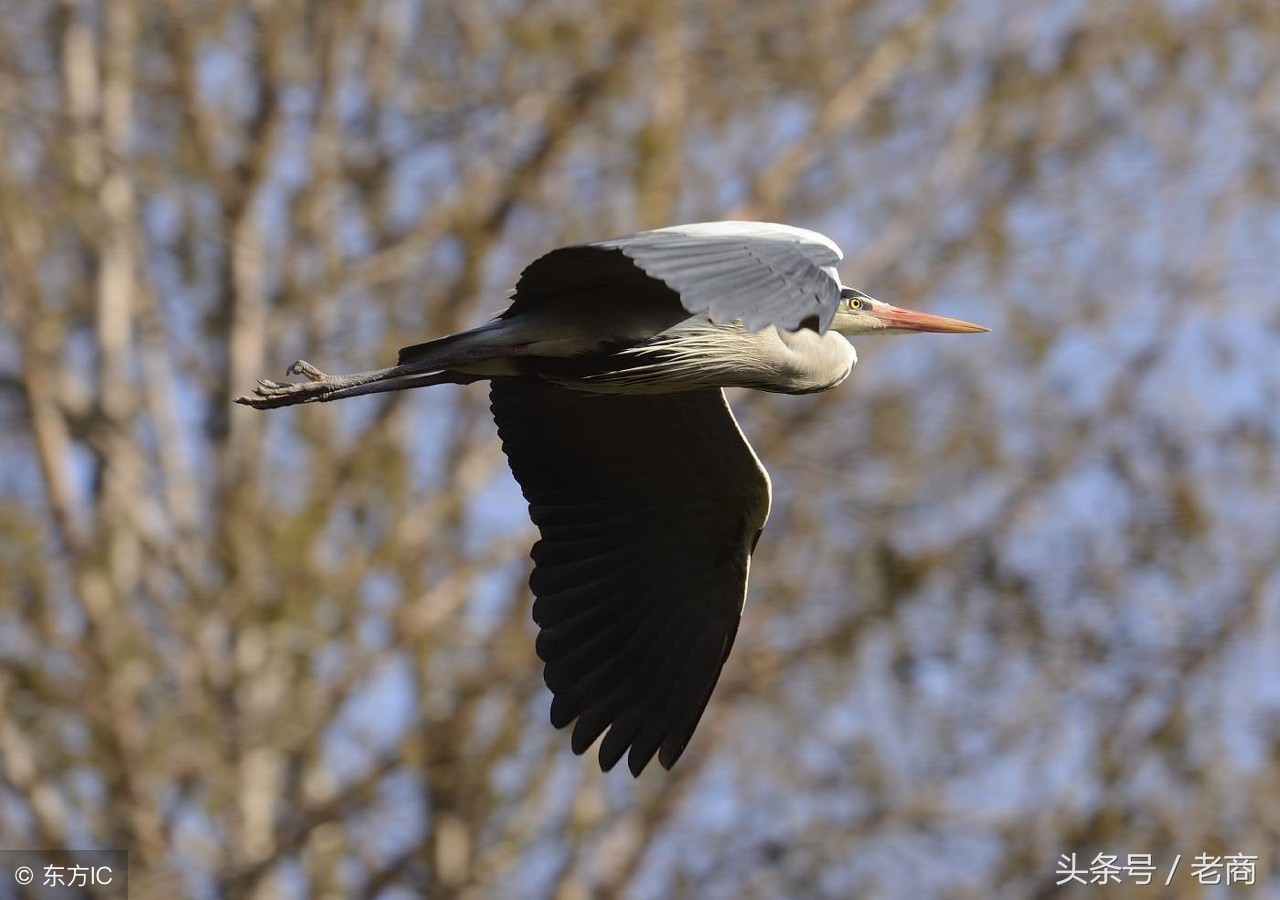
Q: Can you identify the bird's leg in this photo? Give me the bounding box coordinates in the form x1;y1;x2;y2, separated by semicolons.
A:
234;359;477;409
286;370;481;403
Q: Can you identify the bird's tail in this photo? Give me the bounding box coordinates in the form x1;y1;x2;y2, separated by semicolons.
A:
396;319;520;369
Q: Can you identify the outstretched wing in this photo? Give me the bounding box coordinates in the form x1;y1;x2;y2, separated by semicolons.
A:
508;221;845;334
490;378;771;775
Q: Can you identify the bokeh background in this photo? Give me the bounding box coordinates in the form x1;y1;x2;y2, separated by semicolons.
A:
2;0;1279;897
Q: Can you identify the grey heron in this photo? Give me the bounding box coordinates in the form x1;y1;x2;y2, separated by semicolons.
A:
236;221;987;775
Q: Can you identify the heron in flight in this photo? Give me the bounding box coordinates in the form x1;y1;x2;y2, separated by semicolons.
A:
237;221;987;775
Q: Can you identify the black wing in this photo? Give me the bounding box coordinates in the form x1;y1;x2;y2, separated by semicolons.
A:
490;378;771;775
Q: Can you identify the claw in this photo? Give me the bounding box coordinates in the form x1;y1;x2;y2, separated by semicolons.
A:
286;359;327;381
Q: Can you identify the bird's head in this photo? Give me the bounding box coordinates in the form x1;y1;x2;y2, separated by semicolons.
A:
830;287;989;337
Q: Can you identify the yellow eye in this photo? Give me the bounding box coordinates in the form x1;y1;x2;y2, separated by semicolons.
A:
840;288;870;311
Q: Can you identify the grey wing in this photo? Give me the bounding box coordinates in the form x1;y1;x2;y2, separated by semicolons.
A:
592;221;845;333
490;379;771;775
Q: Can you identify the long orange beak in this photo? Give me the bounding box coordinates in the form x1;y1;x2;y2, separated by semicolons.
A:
873;304;989;334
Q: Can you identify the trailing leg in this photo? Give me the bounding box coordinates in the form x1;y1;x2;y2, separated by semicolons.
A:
234;359;479;409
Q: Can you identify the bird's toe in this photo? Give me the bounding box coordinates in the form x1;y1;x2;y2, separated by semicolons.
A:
286;359;327;381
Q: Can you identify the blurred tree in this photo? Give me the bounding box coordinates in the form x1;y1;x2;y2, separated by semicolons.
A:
1;0;1278;897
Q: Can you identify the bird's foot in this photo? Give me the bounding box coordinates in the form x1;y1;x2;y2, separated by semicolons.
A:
234;360;341;409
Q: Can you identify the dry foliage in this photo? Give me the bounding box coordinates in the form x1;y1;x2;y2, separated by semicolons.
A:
1;0;1278;896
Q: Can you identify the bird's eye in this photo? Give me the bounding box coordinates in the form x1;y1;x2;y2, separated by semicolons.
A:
840;288;865;311
846;296;864;311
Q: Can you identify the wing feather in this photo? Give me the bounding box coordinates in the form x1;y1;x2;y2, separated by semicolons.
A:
593;222;843;332
508;222;844;335
490;378;771;774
